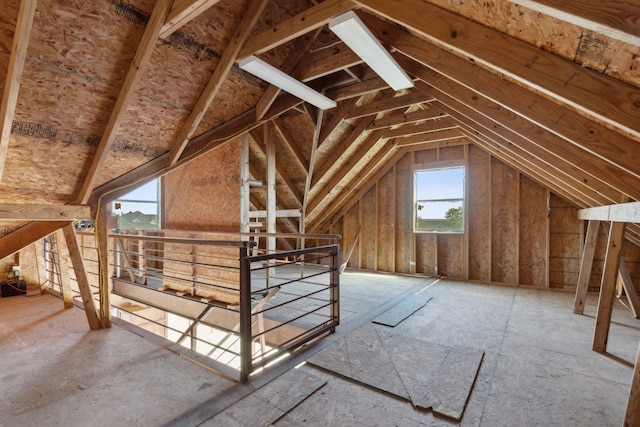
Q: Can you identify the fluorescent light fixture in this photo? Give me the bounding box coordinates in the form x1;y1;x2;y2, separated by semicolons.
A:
329;11;414;91
239;55;337;110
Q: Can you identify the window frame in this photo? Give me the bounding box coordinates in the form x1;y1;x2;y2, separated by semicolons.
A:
413;164;465;234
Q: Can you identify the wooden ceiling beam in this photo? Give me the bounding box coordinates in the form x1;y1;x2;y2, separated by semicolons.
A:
384;119;458;139
77;0;174;205
356;1;640;139
238;0;356;59
309;145;406;231
318;97;359;147
160;0;223;39
0;204;90;221
395;128;466;147
307;128;388;216
273;119;309;174
365;18;640;188
168;0;268;165
256;28;322;120
0;221;69;259
408;65;638;202
292;42;363;82
0;0;37;183
369;107;448;130
344;91;433;120
326;76;389;102
506;0;640;45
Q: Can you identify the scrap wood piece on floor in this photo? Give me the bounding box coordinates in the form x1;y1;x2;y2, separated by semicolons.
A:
372;293;433;327
415;346;484;421
215;369;326;426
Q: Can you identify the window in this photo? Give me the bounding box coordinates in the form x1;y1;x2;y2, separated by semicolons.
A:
414;166;464;233
113;179;160;230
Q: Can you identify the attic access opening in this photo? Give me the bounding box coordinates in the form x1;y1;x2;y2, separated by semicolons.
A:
414;166;465;233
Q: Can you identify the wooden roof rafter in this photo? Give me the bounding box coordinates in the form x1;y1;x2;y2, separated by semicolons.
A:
168;0;269;166
0;0;37;183
160;0;224;39
354;1;640;139
77;0;174;205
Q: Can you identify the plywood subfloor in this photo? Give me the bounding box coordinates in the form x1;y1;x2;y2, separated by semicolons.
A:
2;275;640;426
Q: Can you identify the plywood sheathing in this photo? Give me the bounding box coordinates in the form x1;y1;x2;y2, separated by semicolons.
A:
423;0;640;88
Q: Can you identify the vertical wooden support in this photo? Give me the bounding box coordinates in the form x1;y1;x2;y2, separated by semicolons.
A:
409;152;416;275
239;134;250;234
96;203;112;328
463;144;469;280
265;122;276;285
61;224;101;330
55;230;74;309
574;220;600;314
592;221;625;352
544;190;551;287
618;257;640;319
625;341;640;426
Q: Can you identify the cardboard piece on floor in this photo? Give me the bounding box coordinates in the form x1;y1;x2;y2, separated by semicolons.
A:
372;294;433;327
415;346;484;421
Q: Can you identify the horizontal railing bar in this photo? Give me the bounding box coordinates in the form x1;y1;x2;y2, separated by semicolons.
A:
111;228;340;241
110;232;258;248
247;244;338;263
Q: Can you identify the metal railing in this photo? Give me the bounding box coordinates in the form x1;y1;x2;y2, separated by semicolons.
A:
57;229;339;382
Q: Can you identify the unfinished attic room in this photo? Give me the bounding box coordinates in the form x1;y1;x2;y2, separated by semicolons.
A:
2;0;640;425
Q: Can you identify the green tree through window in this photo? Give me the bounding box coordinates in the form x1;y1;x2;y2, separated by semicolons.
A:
414;167;464;233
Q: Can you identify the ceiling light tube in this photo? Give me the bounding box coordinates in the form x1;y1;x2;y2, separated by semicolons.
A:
239;55;337;110
329;11;414;91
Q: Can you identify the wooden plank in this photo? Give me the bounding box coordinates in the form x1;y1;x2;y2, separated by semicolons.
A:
415;346;484;421
579;202;640;223
160;0;223;39
96;204;111;328
508;0;640;45
344;91;433;120
0;0;37;181
395;129;466;147
0;204;90;221
77;0;173;204
593;221;626;352
0;221;69;260
372;293;432;327
274;118;308;174
61;224;101;330
618;255;640;319
625;341;640;427
256;29;322;120
55;230;74;309
384;119;458;139
238;0;356;59
318;97;359;147
168;0;268;165
326;76;389;102
574;220;600;314
293;41;363;82
355;0;640;139
370;108;448;130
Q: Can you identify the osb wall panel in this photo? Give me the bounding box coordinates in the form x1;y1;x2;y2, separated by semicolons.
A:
163;140;240;231
490;159;519;285
437;234;463;278
519;175;548;286
359;186;377;270
394;153;413;273
415;233;437;275
376;169;394;271
467;145;491;282
548;195;581;288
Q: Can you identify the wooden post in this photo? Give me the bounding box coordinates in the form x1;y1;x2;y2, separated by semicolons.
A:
574;220;600;314
96;203;112;328
265;122;276;286
625;341;640;426
592;221;625;352
61;224;101;330
239;134;250;235
55;230;74;309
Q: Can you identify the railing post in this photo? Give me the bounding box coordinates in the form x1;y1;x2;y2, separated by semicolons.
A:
330;245;340;331
239;246;252;382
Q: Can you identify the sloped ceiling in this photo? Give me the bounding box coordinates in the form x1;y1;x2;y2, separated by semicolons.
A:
0;0;639;257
